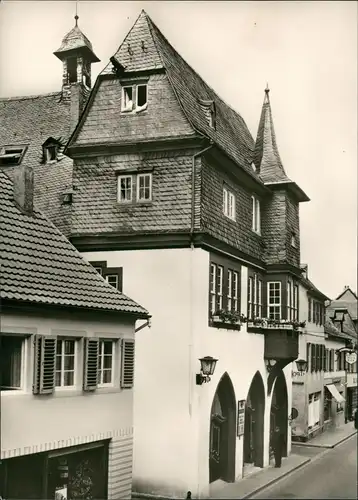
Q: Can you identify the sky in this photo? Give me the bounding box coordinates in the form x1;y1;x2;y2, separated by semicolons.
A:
0;0;357;299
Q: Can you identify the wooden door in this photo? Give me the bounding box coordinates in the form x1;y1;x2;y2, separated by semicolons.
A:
209;415;227;483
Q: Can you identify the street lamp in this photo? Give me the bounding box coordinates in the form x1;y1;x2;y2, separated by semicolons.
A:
196;356;218;385
295;359;308;373
265;358;277;372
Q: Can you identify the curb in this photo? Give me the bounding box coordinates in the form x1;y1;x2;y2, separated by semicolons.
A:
292;430;357;450
241;457;311;499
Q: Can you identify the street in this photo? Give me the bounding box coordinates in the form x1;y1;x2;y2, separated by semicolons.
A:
251;434;357;499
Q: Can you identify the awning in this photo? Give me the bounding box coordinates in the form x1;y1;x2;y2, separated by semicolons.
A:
326;384;345;403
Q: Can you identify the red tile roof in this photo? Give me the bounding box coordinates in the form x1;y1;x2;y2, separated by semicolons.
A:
0;170;148;317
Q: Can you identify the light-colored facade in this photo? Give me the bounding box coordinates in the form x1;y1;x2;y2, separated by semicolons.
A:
82;247;293;498
1;311;136;499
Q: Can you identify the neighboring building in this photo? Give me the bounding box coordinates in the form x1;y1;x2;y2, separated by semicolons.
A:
63;10;310;498
329;286;358;333
291;266;329;441
0;168;148;499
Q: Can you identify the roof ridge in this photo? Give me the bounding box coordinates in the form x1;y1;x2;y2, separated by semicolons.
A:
146;13;253;137
0;91;62;102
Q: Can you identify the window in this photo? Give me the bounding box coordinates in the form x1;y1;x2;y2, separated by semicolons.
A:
209;263;217;314
121;84;148;112
55;339;76;387
293;285;298;321
288;282;298;321
106;275;118;289
248;277;253;319
67;57;77;83
287;281;292;320
137;173;152;201
0;145;26;166
251;196;261;234
223;187;236;220
97;340;114;386
0;335;24;390
257;279;263;317
217;266;223;311
308;392;321;428
45;144;58;162
121;86;134;111
307;343;311;372
308;298;312;322
136;84;148;111
291;232;297;248
267;282;281;320
118;175;133;202
227;270;239;312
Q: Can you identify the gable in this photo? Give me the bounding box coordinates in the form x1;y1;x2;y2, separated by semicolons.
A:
336;288;358;302
72;73;196;147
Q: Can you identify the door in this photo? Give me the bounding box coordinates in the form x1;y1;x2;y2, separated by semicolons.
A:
244;406;256;463
209;414;227;483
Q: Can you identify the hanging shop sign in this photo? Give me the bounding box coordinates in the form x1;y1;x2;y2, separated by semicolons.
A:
237;400;245;437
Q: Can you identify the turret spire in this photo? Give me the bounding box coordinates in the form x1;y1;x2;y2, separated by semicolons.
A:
254;85;290;183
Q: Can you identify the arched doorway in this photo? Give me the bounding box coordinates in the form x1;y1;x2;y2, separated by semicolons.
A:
270;370;288;459
209;373;236;484
243;371;265;468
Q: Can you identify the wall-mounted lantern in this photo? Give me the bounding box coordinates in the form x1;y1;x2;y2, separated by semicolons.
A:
295;358;308;373
196;356;218;385
265;358;277;372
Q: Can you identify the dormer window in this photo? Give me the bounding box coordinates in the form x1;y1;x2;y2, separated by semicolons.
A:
42;138;60;164
0;145;27;166
121;83;148;113
199;99;216;129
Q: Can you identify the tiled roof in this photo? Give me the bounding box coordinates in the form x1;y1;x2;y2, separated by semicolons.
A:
105;10;259;179
54;21;100;63
0;92;73;236
300;275;330;301
0;170;148;317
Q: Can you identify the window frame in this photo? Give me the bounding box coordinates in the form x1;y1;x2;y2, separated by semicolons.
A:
136;172;152;202
0;145;27;166
251;195;261;234
117;175;133;203
55;338;77;390
267;281;282;320
223;186;236;221
97;339;115;387
136;84;148;112
0;334;27;392
121;85;134;112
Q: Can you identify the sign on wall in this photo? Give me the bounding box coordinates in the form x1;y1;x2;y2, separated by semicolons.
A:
237;400;245;437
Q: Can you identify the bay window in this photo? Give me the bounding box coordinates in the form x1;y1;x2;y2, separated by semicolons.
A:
209;258;241;320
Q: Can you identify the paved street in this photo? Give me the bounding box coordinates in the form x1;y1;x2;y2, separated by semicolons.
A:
252;434;357;499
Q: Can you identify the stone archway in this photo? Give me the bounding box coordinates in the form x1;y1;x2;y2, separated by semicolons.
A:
209;373;236;484
270;370;288;458
243;371;265;468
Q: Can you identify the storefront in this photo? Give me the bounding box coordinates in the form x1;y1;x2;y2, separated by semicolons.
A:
346;374;358;421
0;441;109;499
323;379;346;429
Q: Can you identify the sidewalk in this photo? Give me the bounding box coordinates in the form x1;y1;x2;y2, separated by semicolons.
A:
292;422;357;449
209;454;310;499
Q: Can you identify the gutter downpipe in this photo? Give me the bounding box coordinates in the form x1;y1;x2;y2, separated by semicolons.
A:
189;142;213;497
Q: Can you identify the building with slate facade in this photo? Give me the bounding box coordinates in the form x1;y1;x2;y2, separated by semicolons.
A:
0;18;149;500
1;8;357;499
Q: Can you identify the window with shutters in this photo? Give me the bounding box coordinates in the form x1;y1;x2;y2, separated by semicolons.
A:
89;260;123;292
33;335;57;395
55;339;76;388
307;343;311;372
308;298;312;322
311;344;316;372
98;340;115;386
0;335;25;391
121;339;135;388
323;347;327;372
83;338;99;392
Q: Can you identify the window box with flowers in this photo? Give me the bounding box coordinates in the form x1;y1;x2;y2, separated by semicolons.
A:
247;318;306;332
211;310;246;330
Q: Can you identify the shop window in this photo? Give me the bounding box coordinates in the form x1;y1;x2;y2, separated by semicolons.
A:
0;335;24;390
324;387;332;421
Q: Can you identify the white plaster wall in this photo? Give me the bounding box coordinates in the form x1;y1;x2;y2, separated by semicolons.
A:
1;312;135;459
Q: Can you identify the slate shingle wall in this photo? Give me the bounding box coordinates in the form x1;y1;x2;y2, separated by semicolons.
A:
200;157;263;260
261;190;300;267
72;150;195;235
74;74;195;146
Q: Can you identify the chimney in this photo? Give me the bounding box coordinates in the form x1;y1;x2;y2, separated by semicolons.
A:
13;165;34;215
300;264;308;279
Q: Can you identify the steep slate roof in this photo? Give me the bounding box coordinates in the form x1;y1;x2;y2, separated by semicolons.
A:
329;300;358;321
0;170;148;317
0;92;73;236
324;317;352;340
336;286;358;301
103;10;258;179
